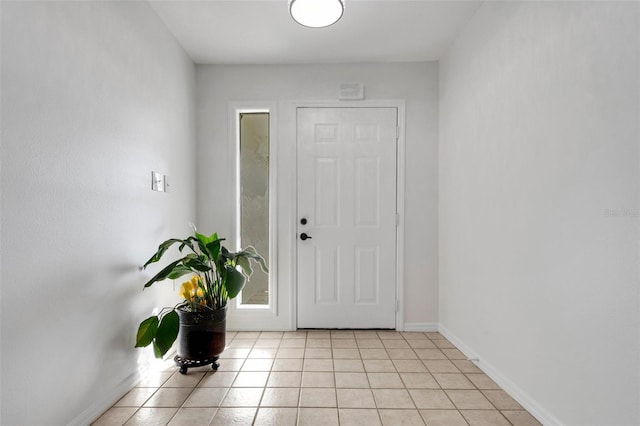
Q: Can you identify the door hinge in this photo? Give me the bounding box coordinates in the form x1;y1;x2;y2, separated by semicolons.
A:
396;127;400;140
396;300;400;313
396;213;400;227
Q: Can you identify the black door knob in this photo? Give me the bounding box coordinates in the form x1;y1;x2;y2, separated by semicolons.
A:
300;233;312;241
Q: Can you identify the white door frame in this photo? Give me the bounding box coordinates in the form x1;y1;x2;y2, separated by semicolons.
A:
225;101;284;331
288;100;406;331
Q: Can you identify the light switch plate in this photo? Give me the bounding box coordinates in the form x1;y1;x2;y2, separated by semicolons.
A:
151;171;165;192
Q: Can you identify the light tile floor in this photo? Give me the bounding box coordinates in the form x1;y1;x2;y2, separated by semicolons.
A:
93;330;541;426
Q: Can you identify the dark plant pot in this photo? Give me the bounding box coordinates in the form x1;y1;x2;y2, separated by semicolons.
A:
176;306;226;361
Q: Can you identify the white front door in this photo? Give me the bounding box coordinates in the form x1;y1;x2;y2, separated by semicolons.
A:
296;107;398;329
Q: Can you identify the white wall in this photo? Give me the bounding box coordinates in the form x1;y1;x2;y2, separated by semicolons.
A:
0;2;196;424
196;63;439;329
439;2;639;425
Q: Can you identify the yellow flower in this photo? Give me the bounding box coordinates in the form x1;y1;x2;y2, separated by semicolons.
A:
178;282;193;300
178;275;203;301
190;275;204;297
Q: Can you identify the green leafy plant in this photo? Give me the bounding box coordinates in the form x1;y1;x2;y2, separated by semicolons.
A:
135;231;267;358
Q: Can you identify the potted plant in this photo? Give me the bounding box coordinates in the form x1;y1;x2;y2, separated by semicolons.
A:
135;230;267;373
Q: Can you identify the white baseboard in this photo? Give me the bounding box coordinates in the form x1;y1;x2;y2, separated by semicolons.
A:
68;371;141;426
438;325;562;426
402;322;439;332
228;324;441;332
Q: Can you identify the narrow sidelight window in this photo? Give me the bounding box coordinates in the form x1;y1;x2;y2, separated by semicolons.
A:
238;112;270;305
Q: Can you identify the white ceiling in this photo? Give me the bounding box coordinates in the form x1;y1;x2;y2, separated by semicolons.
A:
148;0;483;64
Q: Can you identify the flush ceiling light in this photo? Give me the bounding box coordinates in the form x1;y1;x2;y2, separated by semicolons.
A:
289;0;345;28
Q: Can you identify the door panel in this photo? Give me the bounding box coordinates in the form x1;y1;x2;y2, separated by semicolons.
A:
297;107;397;329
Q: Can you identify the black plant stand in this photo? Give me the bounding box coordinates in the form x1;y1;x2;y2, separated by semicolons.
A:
174;355;219;375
